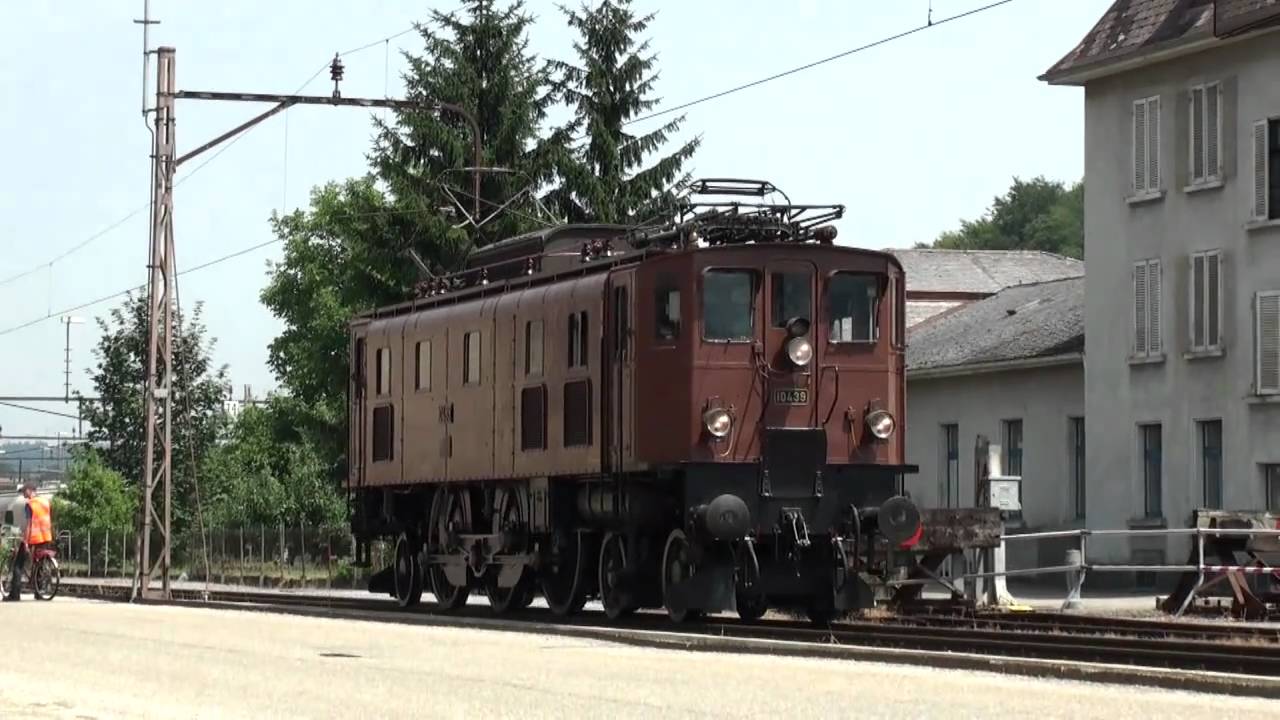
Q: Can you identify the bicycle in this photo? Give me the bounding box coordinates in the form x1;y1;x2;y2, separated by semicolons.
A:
0;537;60;601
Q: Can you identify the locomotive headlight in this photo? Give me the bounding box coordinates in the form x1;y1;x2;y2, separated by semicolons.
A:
786;337;813;366
866;409;895;439
703;407;732;439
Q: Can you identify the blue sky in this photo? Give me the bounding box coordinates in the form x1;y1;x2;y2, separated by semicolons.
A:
0;0;1109;437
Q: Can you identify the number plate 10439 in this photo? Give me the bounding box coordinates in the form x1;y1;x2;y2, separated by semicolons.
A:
773;388;809;405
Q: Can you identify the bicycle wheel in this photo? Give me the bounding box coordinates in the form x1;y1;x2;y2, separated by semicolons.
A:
33;557;59;601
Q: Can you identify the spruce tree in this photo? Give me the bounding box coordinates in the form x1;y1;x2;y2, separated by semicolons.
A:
549;0;700;224
373;0;563;253
261;1;563;480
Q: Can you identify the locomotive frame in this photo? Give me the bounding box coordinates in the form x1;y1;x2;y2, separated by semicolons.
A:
347;179;998;622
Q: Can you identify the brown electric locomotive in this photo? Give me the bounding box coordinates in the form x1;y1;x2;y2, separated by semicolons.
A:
348;179;993;623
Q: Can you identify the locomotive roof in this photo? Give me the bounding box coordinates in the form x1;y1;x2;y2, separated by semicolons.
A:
353;232;904;328
464;223;634;269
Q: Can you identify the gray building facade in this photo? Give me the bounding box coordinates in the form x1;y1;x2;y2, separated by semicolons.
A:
1043;1;1280;566
903;277;1085;571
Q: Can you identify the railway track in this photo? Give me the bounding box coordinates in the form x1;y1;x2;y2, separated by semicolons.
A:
60;580;1280;679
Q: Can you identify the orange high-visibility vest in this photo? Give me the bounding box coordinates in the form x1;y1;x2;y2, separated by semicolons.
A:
26;497;52;545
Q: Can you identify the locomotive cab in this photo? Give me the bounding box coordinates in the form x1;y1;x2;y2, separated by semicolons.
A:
632;241;920;621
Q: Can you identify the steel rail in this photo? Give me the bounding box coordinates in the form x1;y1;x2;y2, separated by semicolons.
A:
59;581;1280;677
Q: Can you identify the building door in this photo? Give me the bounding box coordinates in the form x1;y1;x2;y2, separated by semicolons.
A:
607;271;635;472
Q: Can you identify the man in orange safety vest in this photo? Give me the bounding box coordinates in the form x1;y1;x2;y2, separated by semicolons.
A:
5;482;52;602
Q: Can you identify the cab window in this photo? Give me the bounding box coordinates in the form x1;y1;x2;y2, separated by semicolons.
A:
771;271;811;328
702;269;755;341
828;273;879;342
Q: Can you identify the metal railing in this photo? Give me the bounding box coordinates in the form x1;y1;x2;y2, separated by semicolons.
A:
43;523;395;592
897;526;1280;616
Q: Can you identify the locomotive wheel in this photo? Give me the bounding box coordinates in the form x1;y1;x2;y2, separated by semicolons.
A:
804;592;839;626
485;488;532;615
541;529;589;616
393;532;423;609
661;529;703;623
427;487;471;611
736;592;768;621
598;531;635;620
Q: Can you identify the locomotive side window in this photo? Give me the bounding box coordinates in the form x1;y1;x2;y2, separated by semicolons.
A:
828;273;880;342
564;379;593;446
372;405;394;462
525;320;544;377
771;271;811;328
567;311;589;368
655;285;681;341
375;347;390;396
521;385;547;450
414;341;431;391
463;331;481;385
702;269;755;341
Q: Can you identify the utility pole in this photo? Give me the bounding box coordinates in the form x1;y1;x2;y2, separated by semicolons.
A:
135;45;176;601
129;44;489;601
61;316;84;402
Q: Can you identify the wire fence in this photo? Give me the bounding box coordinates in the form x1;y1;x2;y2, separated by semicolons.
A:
52;523;394;591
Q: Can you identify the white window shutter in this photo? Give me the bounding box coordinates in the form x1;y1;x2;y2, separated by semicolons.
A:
1149;259;1162;354
1148;97;1161;190
1134;262;1148;355
1207;253;1221;348
1191;87;1205;182
1134;101;1148;192
1192;254;1206;349
1258;293;1280;394
1255;120;1270;220
1207;84;1221;180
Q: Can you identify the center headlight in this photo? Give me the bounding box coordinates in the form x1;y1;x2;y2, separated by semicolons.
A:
866;410;895;439
786;337;813;366
703;407;732;439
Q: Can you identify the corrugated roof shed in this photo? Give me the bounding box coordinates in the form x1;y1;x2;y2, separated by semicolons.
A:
887;249;1083;295
906;276;1084;372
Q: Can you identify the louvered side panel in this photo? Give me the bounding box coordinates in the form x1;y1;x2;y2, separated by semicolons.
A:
1207;84;1221;180
1147;97;1161;191
1255;121;1269;220
1149;260;1162;354
1191;87;1206;182
1207;253;1221;347
1134;262;1148;355
1259;293;1280;394
1192;254;1206;348
1134;101;1148;193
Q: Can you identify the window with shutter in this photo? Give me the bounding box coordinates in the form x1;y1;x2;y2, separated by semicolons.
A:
1134;262;1148;355
1208;253;1221;347
1207;84;1221;180
1189;251;1222;352
1134;100;1148;193
1192;254;1205;348
1257;292;1280;394
1133;96;1161;195
1148;259;1162;353
1254;120;1271;220
1189;83;1222;185
1191;87;1205;182
1133;259;1162;359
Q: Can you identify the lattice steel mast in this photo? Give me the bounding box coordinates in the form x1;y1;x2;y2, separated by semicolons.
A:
129;45;489;600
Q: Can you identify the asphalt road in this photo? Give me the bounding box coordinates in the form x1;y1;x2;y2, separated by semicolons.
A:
4;598;1274;719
